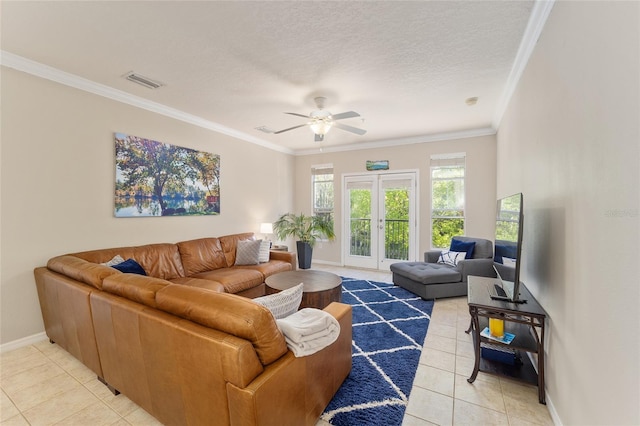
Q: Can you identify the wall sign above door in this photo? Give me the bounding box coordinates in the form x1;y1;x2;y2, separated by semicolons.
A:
366;160;389;171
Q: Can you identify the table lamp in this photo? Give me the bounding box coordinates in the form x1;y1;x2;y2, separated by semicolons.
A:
260;222;273;247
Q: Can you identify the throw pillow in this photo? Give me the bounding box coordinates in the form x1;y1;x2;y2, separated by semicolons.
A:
101;255;125;267
450;239;476;259
253;283;304;319
258;239;270;263
437;250;467;267
235;239;262;265
494;243;517;263
112;258;147;275
502;257;517;267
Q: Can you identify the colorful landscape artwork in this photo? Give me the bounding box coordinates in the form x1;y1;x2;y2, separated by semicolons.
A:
114;132;220;217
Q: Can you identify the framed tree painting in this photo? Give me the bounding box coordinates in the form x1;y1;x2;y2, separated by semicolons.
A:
114;132;220;217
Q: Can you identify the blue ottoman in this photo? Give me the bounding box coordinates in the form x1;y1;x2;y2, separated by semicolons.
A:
390;262;467;300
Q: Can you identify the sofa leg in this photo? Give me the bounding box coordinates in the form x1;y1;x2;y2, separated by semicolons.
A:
49;339;55;344
97;376;120;396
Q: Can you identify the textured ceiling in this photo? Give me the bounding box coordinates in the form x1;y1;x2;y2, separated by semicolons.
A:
1;1;536;154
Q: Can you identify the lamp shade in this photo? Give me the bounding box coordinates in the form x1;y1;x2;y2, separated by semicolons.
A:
260;223;273;234
309;119;333;135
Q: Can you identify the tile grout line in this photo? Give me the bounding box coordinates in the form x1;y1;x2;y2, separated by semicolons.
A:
6;343;130;426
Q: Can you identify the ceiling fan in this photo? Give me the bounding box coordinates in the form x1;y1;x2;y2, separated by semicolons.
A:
274;97;366;142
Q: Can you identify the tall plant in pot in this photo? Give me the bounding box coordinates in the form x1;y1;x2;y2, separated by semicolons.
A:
273;213;335;269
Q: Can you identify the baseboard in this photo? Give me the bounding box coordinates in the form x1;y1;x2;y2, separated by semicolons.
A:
310;259;343;267
0;332;48;354
525;351;561;425
545;391;562;426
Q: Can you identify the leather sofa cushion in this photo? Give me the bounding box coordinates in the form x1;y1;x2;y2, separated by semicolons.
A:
234;260;293;278
47;255;120;289
191;268;264;294
177;238;228;276
156;285;288;365
103;274;170;308
72;243;185;281
219;233;255;267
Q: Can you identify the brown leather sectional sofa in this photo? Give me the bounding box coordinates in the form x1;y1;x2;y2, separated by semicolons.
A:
33;233;353;426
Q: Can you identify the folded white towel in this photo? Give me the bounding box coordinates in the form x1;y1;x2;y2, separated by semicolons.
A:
289;322;338;343
276;308;340;357
276;308;337;342
282;328;339;357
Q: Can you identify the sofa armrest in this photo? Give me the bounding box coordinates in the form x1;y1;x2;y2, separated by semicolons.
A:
269;250;297;270
456;258;496;282
323;302;352;331
47;255;120;289
318;302;353;371
226;302;352;426
425;250;442;263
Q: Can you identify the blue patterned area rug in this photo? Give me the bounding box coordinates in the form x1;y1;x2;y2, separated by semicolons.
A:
321;277;434;426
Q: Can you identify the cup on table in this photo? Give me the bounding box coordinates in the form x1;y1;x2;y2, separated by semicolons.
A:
489;317;504;338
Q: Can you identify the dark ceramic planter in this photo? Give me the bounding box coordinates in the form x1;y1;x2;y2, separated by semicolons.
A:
296;241;313;269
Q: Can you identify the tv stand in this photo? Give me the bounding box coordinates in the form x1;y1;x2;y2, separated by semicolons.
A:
466;275;547;404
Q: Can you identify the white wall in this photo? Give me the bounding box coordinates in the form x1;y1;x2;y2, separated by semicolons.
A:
496;2;639;424
294;135;497;264
0;68;295;345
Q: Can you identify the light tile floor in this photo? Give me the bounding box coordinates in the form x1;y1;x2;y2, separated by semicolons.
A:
1;265;553;425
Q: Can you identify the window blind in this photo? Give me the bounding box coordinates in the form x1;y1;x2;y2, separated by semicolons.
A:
430;153;466;168
312;164;333;175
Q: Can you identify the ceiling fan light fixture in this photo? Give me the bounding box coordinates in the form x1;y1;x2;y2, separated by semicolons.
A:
309;118;333;135
271;98;364;140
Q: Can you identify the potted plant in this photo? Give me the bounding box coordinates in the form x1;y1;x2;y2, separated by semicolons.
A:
273;213;335;269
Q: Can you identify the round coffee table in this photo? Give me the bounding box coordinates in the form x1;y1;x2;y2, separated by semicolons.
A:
265;270;342;309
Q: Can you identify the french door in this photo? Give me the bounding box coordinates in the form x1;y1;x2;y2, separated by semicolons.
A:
343;172;417;270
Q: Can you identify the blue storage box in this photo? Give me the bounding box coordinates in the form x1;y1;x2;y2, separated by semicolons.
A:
481;343;517;365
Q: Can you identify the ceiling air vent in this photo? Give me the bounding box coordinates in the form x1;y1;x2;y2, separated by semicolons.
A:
123;72;164;89
255;126;275;133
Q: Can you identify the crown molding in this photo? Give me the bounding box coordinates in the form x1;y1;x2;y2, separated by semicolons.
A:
0;51;294;155
492;0;556;129
1;50;498;157
2;31;533;158
294;127;497;156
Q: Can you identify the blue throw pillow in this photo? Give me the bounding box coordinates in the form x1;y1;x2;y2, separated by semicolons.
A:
450;239;476;259
494;242;517;263
112;258;147;275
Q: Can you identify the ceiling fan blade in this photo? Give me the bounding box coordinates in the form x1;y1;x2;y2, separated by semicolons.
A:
284;112;311;119
315;133;324;142
331;111;360;120
274;123;308;134
333;122;367;135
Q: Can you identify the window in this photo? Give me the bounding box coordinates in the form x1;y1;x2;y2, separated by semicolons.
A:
312;165;334;222
431;154;465;248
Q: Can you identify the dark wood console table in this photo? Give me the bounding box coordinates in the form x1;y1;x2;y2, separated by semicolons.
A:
466;275;547;404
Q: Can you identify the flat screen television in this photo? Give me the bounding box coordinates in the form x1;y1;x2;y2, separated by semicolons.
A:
490;192;527;303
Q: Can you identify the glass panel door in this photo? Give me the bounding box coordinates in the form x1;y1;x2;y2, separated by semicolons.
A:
344;172;416;270
379;175;414;268
344;176;378;269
